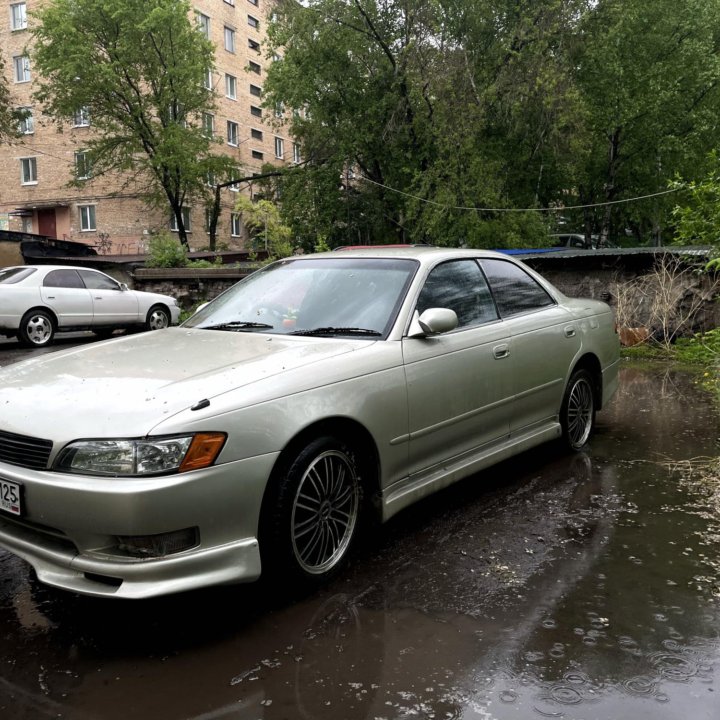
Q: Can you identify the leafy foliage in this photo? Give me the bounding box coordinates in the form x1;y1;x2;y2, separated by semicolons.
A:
30;0;233;247
233;196;294;260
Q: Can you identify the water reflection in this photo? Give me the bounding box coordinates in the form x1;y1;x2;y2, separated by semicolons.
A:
0;366;717;720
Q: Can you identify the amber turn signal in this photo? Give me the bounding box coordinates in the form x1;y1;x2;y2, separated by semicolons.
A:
179;433;227;472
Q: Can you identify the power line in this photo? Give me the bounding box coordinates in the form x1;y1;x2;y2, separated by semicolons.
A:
358;175;683;213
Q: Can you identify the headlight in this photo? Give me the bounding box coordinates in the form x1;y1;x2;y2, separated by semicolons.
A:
54;433;226;476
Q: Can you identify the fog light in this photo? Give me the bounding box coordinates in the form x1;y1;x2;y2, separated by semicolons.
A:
116;527;199;558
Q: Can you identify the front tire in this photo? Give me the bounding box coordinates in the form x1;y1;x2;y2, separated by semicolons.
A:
561;369;596;450
261;436;361;584
18;309;55;347
145;305;170;331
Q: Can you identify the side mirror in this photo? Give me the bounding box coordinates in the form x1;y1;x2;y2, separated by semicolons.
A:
408;308;458;338
119;282;129;291
194;302;210;314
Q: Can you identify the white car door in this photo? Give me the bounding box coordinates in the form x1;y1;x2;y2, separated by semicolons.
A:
402;259;513;478
78;269;140;325
39;268;93;327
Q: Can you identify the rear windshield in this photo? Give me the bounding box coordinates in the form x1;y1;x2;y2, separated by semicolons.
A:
0;267;36;284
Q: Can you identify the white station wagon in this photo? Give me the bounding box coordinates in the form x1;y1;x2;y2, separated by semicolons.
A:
0;248;619;598
0;265;181;346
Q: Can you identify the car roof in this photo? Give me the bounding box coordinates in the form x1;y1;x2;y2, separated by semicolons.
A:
295;246;513;266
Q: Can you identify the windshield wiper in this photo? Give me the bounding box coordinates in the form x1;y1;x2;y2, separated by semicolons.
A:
204;321;274;331
290;326;382;337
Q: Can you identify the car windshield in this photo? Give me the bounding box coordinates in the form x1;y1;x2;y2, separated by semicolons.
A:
0;267;36;284
183;257;419;338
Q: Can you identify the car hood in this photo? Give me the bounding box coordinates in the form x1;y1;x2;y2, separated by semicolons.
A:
0;328;369;441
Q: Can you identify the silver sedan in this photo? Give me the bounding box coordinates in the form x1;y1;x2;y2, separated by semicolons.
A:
0;248;619;598
0;265;181;346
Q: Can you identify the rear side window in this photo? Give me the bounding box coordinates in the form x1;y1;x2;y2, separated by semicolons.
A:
43;269;85;289
417;260;499;329
480;259;555;318
0;267;36;284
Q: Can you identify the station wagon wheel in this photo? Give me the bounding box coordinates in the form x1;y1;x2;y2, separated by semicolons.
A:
262;436;362;584
18;309;55;347
145;305;170;331
561;369;595;450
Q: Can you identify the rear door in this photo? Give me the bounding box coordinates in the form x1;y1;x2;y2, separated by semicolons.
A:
40;269;93;327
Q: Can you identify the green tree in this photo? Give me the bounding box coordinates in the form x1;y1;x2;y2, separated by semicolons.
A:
31;0;234;248
0;51;26;141
233;196;293;260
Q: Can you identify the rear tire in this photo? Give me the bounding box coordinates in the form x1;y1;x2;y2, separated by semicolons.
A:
561;369;596;450
18;309;55;347
261;436;362;585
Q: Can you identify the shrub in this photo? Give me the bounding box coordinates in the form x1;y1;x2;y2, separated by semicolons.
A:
146;233;188;268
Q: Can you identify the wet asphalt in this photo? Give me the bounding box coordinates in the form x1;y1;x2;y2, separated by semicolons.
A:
0;338;718;720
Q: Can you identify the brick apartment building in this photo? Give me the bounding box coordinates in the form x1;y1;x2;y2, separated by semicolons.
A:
0;0;297;255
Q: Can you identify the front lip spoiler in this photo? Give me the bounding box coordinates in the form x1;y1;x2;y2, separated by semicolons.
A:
0;514;261;598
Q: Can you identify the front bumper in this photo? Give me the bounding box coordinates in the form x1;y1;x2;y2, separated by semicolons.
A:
0;452;278;598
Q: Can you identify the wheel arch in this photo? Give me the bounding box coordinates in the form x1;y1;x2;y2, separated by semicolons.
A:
261;416;383;521
570;353;603;409
22;305;58;327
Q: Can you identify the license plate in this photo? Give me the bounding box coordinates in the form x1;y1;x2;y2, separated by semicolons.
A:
0;478;21;516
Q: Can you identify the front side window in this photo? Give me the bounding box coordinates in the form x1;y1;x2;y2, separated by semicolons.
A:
13;55;30;83
479;258;555;317
78;269;119;291
10;2;27;30
0;267;36;284
79;205;96;231
20;157;37;184
75;151;91;180
417;260;498;329
227;120;239;146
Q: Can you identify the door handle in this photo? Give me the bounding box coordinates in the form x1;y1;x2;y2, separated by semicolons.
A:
493;343;510;359
564;326;576;338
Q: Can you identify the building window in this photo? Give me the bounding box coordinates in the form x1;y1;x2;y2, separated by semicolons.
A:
17;107;33;134
248;38;260;52
20;157;37;184
227;120;239;146
249;84;262;98
231;212;241;237
248;60;261;74
202;112;214;136
228;167;241;192
73;107;90;127
247;0;258;6
274;102;284;118
196;12;210;37
250;128;263;140
224;0;235;5
292;142;301;164
79;205;96;231
274;136;284;159
13;55;30;83
251;149;264;161
250;105;262;118
10;2;27;30
207;170;215;187
225;74;237;100
203;68;213;90
248;15;259;29
170;207;191;232
75;151;92;180
224;25;235;52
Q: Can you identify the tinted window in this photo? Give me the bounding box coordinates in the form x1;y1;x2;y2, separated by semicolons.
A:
480;259;555;317
417;260;498;329
0;267;36;284
43;269;84;289
78;269;119;291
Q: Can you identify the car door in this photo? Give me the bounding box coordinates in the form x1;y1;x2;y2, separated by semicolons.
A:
479;258;581;434
402;259;513;478
39;269;93;327
77;269;140;325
